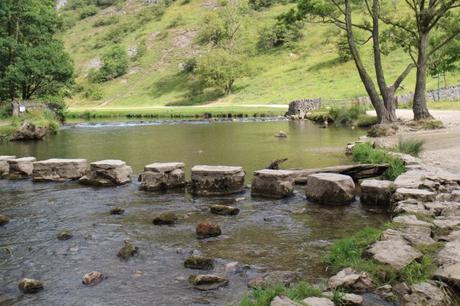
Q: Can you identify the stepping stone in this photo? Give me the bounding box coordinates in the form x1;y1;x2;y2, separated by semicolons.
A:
360;179;394;207
32;158;88;181
305;173;355;205
139;162;185;191
190;165;245;196
251;169;295;199
366;238;422;270
79;160;132;186
8;157;36;179
0;155;16;178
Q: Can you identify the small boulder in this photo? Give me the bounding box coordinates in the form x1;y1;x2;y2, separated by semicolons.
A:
248;271;299;289
110;207;125;215
275;131;287;138
0;214;10;226
196;220;221;239
251;169;295;199
302;297;334;306
327;268;374;292
117;240;138;259
270;296;299;306
305;173;355;205
360;179;394;208
188;274;229;291
366;238;422;271
210;204;240;216
82;271;104;286
184;255;214;270
402;281;450;306
18;278;44;294
57;230;73;241
153;212;178;225
342;293;363;305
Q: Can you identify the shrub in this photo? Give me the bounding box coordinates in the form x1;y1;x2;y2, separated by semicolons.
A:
82;84;104;100
249;0;274;10
257;21;302;51
182;58;197;73
79;5;98;19
196;14;227;46
337;34;352;62
397;138;425;157
329;104;366;126
89;46;129;82
93;16;119;27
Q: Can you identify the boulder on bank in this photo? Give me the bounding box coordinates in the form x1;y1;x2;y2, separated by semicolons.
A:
251;169;295;199
18;278;44;294
11;121;49;141
188;274;229;291
32;158;88;182
190;165;245;196
139;162;185;191
209;204;240;216
327;268;374;292
7;157;36;179
0;155;16;178
305;173;355;205
360;179;394;208
79;160;132;186
196;220;221;238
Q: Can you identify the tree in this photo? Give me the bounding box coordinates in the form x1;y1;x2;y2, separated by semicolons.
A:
290;0;415;123
0;0;74;104
89;45;128;83
380;1;460;120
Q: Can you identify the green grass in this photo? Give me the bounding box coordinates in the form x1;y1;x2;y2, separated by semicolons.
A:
396;138;425;157
240;282;323;306
307;105;377;127
400;255;436;285
352;143;406;180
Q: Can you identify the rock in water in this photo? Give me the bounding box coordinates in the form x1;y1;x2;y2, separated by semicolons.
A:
7;157;36;179
209;204;240;216
117;240;138;259
57;230;73;241
82;271;104;286
110;207;125;215
79;160;132;186
360;179;394;208
0;155;16;178
0;214;10;226
18;278;44;294
196;221;221;239
184;255;214;270
139;162;185;191
305;173;355;205
275;131;287;138
188;274;229;291
153;212;178;225
251;169;295;199
327;268;374;292
190;165;245;196
32;159;88;182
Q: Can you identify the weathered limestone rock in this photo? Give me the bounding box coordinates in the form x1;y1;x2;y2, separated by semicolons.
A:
270;296;299;306
392;214;432;228
393;188;436;202
402;282;450;306
7;157;36;179
117;240;138;259
434;263;460;285
0;155;16;178
82;271;104;285
209;204;240;216
394;200;432;216
381;227;435;246
56;230;73;241
190;165;245;196
436;239;460;266
79;160;132;186
188;274;229;291
366;238;423;270
248;271;299;289
110;207;125;215
394;170;427;189
433;216;460;230
196;220;221;238
251;169;295;198
302;297;334;306
0;214;10;226
139;162;185;191
327;268;374;292
342;293;363;305
440;202;460;217
32;158;88;181
305;173;355;205
11;121;48;141
360;179;394;207
18;278;44;294
184;255;214;270
153;212;178;225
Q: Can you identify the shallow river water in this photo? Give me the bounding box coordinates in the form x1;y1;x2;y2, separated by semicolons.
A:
0;120;390;305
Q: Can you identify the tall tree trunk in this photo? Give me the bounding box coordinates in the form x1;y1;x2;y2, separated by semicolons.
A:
413;32;433;120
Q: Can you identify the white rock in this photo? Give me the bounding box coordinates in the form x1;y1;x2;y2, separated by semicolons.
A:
7;157;36;179
305;173;355;205
251;169;295;199
367;238;422;270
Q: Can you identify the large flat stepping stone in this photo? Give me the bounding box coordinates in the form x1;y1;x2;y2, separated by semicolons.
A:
366;238;422;270
7;157;36;179
360;179;394;207
437;239;460;266
251;169;295;199
139;162;185;191
382;226;435;246
190;165;245;196
79;159;132;186
32;159;88;181
0;155;16;178
394;188;436;202
305;173;355;205
392;214;432;227
434;263;460;285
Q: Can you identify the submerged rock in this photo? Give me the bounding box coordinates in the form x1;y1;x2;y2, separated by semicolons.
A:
188;274;229;291
209;204;240;216
82;271;104;286
56;230;73;241
117;240;138;259
196;220;221;238
305;173;355;205
184;255;214;270
248;271;299;289
275;131;287;138
0;214;10;226
18;278;44;294
302;297;334;306
153;212;178;225
110;207;125;215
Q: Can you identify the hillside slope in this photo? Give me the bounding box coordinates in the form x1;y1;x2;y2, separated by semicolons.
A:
60;0;460;109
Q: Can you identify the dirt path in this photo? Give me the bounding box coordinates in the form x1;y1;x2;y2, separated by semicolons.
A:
383;110;460;172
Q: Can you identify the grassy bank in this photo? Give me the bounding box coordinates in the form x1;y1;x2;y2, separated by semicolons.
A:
0;111;60;140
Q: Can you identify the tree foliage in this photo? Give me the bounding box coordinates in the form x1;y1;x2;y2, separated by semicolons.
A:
89;45;129;82
0;0;74;103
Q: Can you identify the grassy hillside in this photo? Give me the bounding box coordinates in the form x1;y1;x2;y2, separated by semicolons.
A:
60;0;460;110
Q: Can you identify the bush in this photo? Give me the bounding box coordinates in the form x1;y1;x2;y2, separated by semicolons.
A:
329;104;366;126
249;0;274;10
79;5;98;19
397;139;425;157
196;14;227;46
337;34;352;62
82;84;104;100
89;46;129;82
257;21;302;51
93;16;119;27
182;58;197;73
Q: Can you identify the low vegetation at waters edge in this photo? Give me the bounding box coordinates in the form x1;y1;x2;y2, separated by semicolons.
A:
351;143;406;180
406;119;445;130
307;105;377;128
65;106;287;120
396;139;425;157
0;110;60;140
